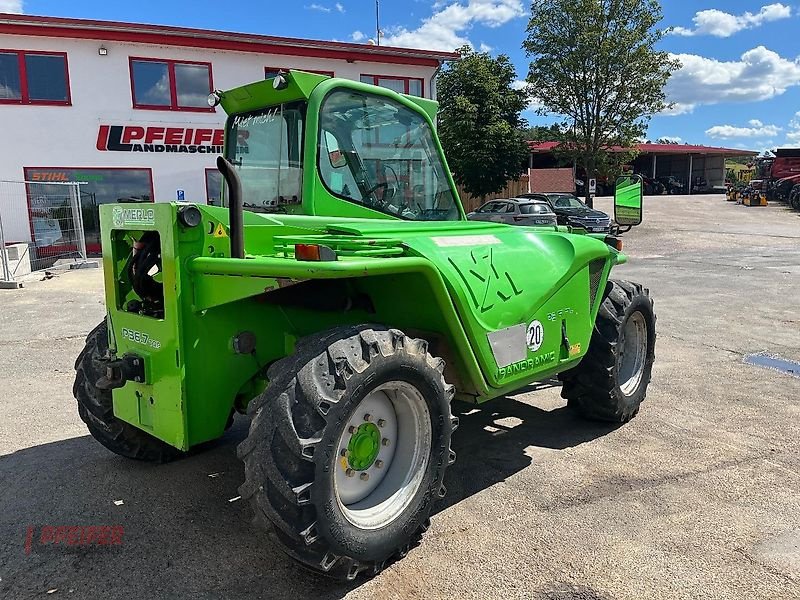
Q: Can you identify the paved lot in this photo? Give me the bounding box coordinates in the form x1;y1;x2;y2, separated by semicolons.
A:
1;195;799;599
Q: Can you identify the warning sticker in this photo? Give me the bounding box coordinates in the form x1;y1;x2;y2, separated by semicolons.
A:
213;223;228;238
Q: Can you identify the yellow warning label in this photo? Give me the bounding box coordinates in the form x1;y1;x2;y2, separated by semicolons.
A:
213;223;228;238
339;457;348;470
569;343;582;356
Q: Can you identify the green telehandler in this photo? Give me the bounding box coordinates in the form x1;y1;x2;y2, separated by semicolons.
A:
73;71;656;580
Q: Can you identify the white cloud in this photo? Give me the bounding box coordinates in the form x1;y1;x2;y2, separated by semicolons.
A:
664;46;800;114
671;3;792;37
335;2;345;13
381;0;525;51
512;79;543;112
350;30;366;42
478;42;492;53
786;111;800;146
705;123;782;139
657;137;683;144
0;0;23;12
306;3;331;13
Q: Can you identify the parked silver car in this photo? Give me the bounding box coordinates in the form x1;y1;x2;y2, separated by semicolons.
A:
467;198;558;227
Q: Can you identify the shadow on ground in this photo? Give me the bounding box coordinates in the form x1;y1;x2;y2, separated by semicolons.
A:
0;390;617;600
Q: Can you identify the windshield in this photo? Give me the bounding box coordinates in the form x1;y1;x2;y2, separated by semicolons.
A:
227;102;305;212
478;201;506;213
318;89;460;221
547;194;585;209
520;203;552;214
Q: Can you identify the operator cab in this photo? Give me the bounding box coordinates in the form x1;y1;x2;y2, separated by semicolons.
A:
220;71;461;221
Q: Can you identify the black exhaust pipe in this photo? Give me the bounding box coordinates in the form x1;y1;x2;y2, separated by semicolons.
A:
216;156;244;259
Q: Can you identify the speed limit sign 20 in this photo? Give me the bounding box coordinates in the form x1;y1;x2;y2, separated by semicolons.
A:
526;320;544;352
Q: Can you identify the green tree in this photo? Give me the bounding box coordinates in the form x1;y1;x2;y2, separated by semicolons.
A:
524;0;679;206
436;46;530;200
521;123;563;141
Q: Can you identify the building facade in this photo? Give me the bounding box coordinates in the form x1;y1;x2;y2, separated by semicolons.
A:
0;14;456;251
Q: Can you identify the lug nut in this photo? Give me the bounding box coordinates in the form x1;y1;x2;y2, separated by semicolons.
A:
363;413;372;422
381;437;390;447
377;419;386;428
345;468;355;477
359;472;369;481
340;448;348;457
348;426;356;434
375;460;384;469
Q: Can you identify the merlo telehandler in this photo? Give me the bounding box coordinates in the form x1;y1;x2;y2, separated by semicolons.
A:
74;71;656;580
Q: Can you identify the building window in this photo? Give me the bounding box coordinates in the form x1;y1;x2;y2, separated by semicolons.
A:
265;67;334;79
23;167;154;255
0;50;70;105
130;57;214;112
360;74;423;97
205;168;223;206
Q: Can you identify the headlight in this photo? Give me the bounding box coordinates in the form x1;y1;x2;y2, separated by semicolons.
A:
207;91;222;107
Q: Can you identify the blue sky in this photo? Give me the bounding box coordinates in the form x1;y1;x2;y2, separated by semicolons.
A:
4;0;800;151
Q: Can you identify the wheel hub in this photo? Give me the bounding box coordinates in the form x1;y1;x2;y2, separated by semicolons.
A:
346;422;381;470
618;310;647;396
332;382;432;530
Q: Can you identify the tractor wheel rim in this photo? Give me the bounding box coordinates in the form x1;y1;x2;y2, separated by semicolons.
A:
618;311;647;396
333;381;431;530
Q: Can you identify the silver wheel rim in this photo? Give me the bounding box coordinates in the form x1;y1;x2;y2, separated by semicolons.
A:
618;311;647;396
333;382;431;530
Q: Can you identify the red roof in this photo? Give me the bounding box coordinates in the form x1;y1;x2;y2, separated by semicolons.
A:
528;141;757;156
0;13;459;67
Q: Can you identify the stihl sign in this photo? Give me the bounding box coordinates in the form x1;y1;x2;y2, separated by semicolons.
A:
97;125;224;153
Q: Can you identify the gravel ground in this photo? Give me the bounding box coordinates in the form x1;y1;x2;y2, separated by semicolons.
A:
0;194;798;600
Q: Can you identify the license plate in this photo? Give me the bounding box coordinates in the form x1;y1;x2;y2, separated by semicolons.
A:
590;226;605;232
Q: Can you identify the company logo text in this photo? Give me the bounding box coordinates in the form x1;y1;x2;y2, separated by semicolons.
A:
497;351;557;379
97;125;225;153
112;206;155;227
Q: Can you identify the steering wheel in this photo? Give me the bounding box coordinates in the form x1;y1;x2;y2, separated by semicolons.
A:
366;165;400;203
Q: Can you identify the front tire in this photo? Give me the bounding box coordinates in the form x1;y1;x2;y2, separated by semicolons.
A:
238;326;457;580
560;280;656;422
73;321;183;462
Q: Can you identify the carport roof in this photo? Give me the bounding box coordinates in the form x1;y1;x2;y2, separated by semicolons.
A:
528;141;758;156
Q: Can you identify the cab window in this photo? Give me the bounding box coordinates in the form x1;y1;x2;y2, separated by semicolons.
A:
318;89;460;221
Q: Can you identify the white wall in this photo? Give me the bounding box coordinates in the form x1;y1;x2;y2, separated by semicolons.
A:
0;33;438;242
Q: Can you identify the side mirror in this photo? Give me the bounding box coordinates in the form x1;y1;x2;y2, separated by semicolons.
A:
324;131;348;168
329;150;347;169
614;174;643;227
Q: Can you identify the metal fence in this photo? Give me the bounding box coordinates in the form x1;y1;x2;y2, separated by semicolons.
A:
0;180;89;285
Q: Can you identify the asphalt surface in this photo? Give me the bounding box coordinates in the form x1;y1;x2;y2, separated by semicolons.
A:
1;195;798;599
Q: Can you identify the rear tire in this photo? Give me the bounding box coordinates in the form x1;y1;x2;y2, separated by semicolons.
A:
790;187;800;210
237;326;457;580
73;321;183;462
560;280;656;422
